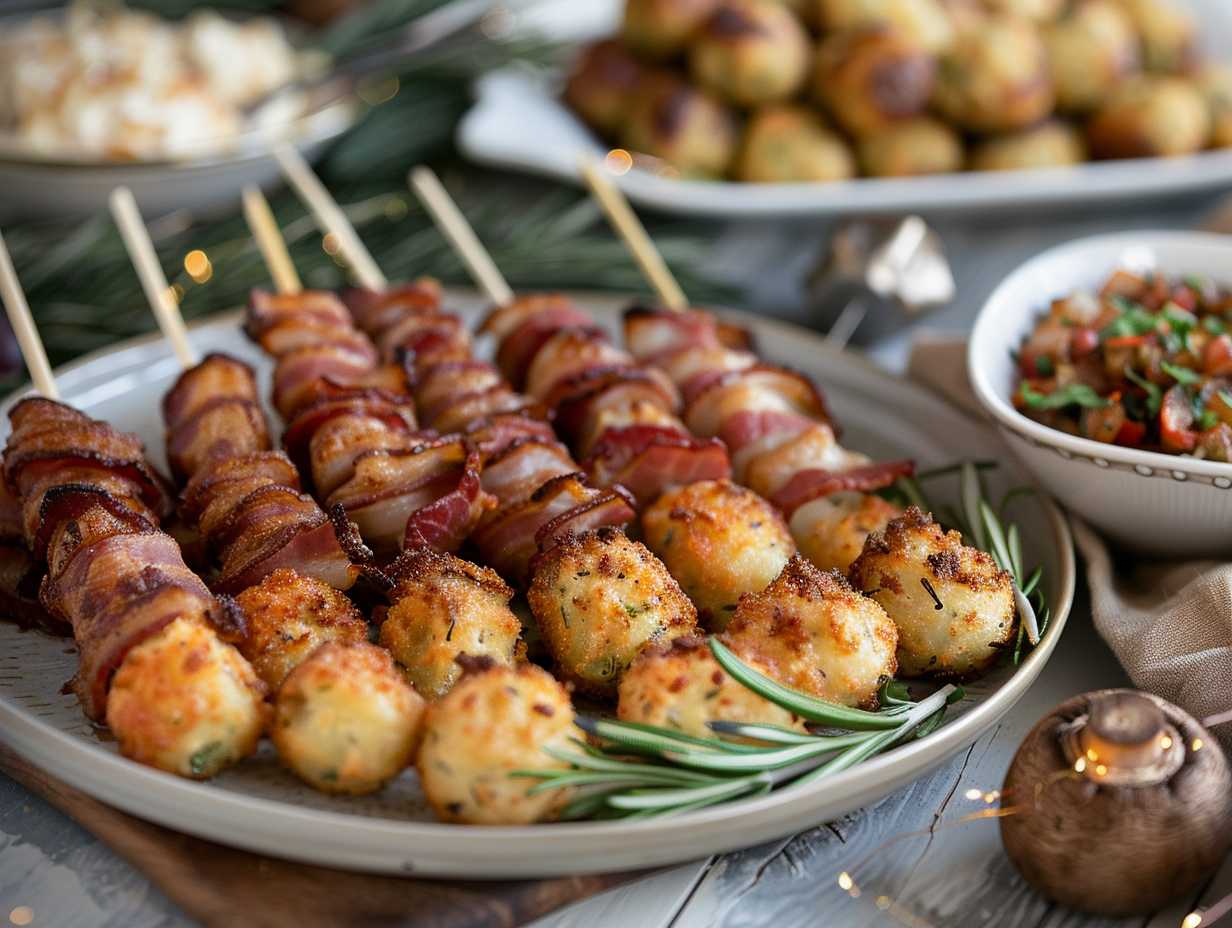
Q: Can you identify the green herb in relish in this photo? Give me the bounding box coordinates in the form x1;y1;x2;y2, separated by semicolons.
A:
1203;316;1226;335
1198;410;1220;431
1099;305;1156;341
1160;361;1202;386
1123;368;1163;417
1184;274;1209;292
1161;302;1198;335
1034;356;1055;377
1020;383;1110;411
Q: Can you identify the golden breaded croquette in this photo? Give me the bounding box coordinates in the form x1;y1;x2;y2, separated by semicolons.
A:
232;567;368;690
789;491;901;574
617;635;804;739
848;506;1016;678
528;527;698;697
380;546;521;698
106;616;267;779
272;641;425;795
417;660;576;824
641;479;794;631
723;555;898;708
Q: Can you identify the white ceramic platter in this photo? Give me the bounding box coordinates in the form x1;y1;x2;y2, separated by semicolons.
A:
459;0;1232;218
0;293;1074;878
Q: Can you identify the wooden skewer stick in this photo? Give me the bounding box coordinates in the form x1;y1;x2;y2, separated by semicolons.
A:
408;166;514;306
0;229;58;399
272;144;387;292
242;185;301;295
578;155;688;312
108;188;199;369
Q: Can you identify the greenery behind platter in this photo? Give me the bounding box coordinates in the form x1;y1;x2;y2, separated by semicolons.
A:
0;0;730;392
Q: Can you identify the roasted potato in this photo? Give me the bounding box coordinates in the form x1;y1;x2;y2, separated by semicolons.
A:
527;526;698;696
858;117;964;176
734;105;856;182
417;661;576;824
1044;0;1139;112
617;635;805;738
380;547;521;699
232;567;368;690
623;0;719;60
689;0;812;106
818;0;956;52
970;120;1088;170
272;642;425;795
848;507;1016;678
1196;65;1232;148
1111;0;1196;73
723;555;898;708
813;27;936;136
1087;76;1210;158
563;40;644;138
106;616;267;779
789;491;902;573
621;72;738;177
933;15;1054;131
641;479;795;630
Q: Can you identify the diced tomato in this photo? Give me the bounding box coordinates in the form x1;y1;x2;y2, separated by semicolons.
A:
1114;419;1147;447
1071;328;1099;357
1160;385;1198;453
1203;334;1232;376
1170;287;1198;312
1104;335;1149;349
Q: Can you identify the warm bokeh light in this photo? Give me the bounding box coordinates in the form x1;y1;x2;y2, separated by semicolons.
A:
9;907;33;927
184;249;212;284
605;148;633;176
322;233;340;256
1182;913;1203;928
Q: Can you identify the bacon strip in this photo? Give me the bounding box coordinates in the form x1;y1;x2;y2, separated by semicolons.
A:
772;461;917;518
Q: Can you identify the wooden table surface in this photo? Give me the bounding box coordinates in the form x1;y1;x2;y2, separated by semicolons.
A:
3;194;1229;928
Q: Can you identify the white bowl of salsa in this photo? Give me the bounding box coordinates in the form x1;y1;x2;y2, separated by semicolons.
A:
969;230;1232;557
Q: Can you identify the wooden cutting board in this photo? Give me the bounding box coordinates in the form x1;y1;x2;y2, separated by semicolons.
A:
0;746;646;928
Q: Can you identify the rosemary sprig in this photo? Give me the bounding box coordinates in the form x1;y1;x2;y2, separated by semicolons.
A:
513;640;961;820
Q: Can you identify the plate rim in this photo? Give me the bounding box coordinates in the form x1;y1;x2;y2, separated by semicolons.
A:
0;299;1075;877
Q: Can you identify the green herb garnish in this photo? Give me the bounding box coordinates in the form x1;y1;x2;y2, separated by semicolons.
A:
189;742;224;777
1020;382;1110;411
1161;361;1202;386
1034;356;1055;377
1124;367;1163;417
1202;316;1226;335
1198;410;1220;431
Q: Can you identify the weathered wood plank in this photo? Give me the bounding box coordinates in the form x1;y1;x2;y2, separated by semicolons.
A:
527;862;710;928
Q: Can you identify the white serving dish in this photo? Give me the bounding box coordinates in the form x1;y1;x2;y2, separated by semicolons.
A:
0;101;355;220
0;293;1074;877
969;231;1232;558
459;0;1232;218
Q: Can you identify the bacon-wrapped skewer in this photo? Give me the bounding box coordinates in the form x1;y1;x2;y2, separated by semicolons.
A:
246;288;495;559
162;352;365;593
2;396;267;778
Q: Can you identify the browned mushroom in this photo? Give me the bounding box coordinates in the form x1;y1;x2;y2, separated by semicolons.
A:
1001;689;1232;916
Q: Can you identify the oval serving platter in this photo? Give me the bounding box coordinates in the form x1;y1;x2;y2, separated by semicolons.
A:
0;292;1074;878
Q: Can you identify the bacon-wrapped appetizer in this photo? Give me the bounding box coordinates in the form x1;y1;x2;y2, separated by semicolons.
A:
3;398;266;778
163;353;364;592
246;289;493;558
624;305;915;573
339;286;641;584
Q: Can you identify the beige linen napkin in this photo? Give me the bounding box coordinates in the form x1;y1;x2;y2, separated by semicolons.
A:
908;334;1232;751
